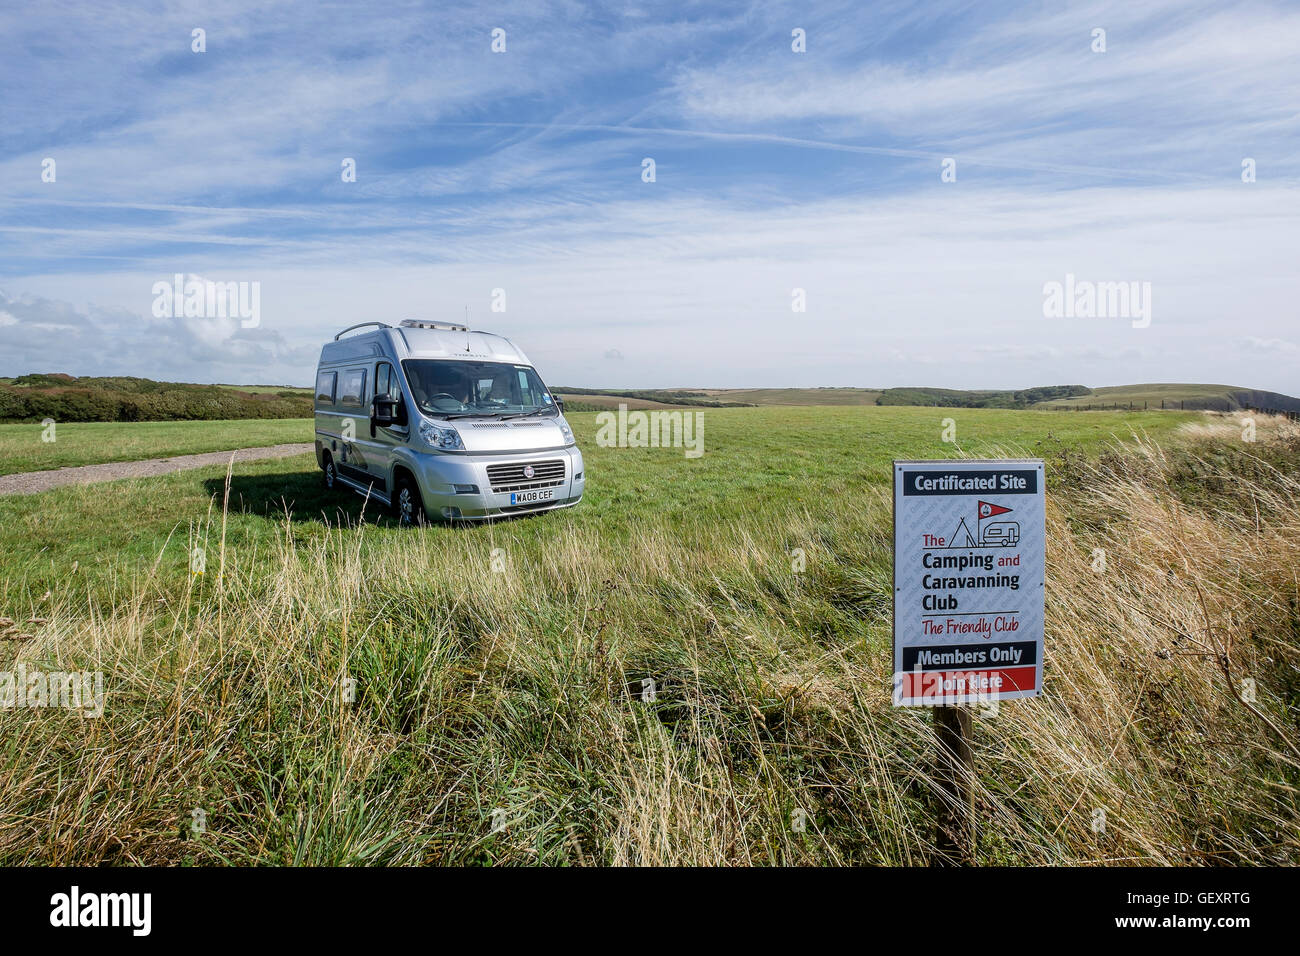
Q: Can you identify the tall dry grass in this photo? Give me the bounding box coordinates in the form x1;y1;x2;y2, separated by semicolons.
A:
1;421;1297;865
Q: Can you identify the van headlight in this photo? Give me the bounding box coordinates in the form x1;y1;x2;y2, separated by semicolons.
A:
557;416;575;445
419;419;465;450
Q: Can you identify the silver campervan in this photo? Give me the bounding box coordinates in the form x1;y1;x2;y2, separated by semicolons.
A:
313;320;584;523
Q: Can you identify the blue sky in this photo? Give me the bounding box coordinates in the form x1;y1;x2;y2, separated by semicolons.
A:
1;0;1297;391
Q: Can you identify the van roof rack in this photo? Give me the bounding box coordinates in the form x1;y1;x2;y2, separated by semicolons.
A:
333;321;392;340
400;319;470;332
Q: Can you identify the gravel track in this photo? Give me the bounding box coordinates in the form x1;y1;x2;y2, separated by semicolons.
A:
0;443;314;496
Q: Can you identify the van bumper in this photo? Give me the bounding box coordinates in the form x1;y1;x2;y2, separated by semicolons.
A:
409;445;585;521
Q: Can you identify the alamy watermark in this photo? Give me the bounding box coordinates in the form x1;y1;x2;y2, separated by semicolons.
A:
594;403;703;458
1;663;104;717
152;273;260;328
1042;273;1150;328
50;886;150;936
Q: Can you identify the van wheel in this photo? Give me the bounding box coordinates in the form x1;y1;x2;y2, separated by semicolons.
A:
322;453;338;491
394;474;427;526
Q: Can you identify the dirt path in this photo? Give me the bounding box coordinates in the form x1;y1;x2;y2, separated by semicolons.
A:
0;443;314;496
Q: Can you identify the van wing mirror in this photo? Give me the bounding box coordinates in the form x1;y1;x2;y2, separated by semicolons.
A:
555;397;566;413
371;395;399;430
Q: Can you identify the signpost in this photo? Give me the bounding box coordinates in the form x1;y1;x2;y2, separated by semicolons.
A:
892;459;1045;862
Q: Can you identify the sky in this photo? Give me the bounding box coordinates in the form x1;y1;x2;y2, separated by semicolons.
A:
0;0;1297;392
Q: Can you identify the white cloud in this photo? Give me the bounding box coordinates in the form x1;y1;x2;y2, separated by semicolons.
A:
7;183;1298;394
1244;336;1300;355
0;290;314;382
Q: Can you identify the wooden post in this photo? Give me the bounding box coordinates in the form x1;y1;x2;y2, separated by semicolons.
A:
933;704;976;865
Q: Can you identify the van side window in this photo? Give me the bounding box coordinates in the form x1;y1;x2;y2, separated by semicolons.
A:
517;369;546;406
315;370;337;405
339;368;367;408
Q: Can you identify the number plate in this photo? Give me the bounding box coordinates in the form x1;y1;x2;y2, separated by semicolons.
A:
510;489;554;505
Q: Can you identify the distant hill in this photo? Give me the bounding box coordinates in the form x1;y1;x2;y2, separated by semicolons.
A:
555;393;718;412
214;383;312;396
876;385;1091;409
695;387;882;406
560;383;1300;413
0;374;312;422
552;387;752;409
1033;383;1300;413
557;387;883;407
5;374;1296;423
558;384;1080;409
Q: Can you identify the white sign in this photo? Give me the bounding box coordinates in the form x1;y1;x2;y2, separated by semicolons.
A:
893;459;1045;706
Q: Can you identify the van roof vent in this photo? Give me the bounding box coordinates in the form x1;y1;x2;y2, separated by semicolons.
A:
400;319;469;332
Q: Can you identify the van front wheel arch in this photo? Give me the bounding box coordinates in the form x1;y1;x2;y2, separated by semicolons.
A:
393;471;427;526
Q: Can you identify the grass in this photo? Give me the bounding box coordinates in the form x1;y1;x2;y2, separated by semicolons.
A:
0;418;312;476
0;406;1189;581
0;405;1297;865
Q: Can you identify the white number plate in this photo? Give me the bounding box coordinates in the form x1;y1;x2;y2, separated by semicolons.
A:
510;489;554;505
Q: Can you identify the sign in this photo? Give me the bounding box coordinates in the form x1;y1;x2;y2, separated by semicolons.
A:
893;459;1045;706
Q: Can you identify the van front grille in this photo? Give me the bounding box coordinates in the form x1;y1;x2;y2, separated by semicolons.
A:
486;459;566;493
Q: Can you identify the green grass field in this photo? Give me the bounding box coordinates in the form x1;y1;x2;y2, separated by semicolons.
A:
0;406;1189;585
2;405;1297;866
0;418;312;476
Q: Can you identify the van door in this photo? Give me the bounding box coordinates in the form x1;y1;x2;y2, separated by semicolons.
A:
335;366;374;486
365;361;408;488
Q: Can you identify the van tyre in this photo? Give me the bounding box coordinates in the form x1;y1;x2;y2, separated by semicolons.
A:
322;453;338;491
394;474;427;526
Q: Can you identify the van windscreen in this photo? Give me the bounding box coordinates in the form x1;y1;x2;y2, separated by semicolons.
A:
402;360;556;418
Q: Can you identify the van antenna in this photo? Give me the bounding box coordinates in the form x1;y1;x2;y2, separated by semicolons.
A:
464;306;471;352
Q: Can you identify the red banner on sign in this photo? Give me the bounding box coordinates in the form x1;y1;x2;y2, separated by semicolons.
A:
978;500;1013;519
898;666;1037;701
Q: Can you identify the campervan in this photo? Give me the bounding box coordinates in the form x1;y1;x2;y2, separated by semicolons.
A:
313;320;584;523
